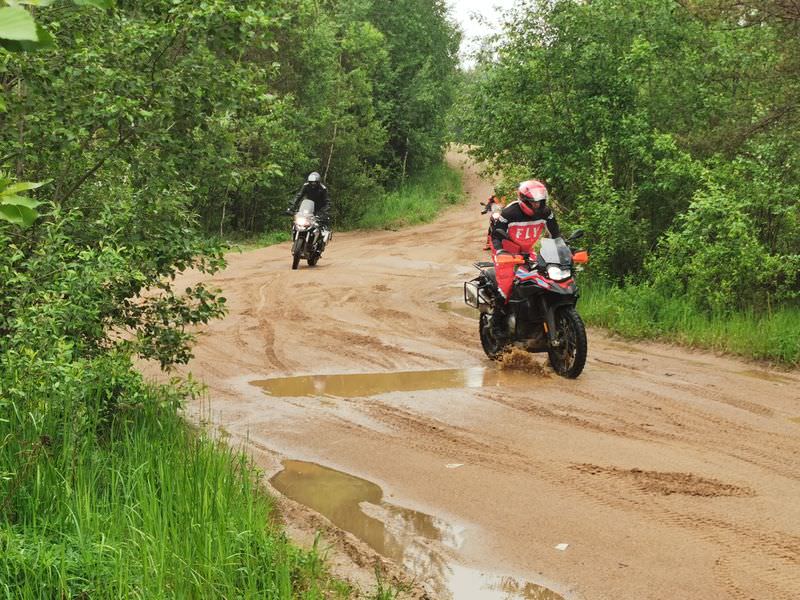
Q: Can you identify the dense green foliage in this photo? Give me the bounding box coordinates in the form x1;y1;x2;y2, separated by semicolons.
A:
456;0;799;316
1;0;459;596
2;0;459;234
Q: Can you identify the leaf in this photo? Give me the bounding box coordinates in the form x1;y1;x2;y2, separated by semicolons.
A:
0;23;53;51
0;194;42;209
0;203;38;227
0;7;37;41
1;180;48;195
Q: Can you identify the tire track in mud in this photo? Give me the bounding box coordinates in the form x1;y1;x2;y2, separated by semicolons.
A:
482;389;658;443
254;276;290;371
606;379;800;480
576;475;800;600
537;454;800;600
357;400;529;473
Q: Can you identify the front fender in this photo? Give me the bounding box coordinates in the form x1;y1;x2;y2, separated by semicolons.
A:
541;293;578;344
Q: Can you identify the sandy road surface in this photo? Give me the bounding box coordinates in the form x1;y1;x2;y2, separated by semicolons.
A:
147;151;800;599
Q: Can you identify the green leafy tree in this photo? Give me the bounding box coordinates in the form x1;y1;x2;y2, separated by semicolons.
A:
458;0;798;308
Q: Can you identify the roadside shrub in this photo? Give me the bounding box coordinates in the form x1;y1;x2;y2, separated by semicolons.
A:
646;183;795;312
575;141;648;283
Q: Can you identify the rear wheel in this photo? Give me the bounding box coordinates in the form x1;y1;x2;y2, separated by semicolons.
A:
547;306;587;378
479;313;507;360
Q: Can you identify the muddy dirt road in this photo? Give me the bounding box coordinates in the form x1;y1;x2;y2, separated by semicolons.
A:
151;151;800;599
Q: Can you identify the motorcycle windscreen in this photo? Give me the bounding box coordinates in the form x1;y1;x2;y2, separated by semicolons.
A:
539;237;572;265
297;199;315;215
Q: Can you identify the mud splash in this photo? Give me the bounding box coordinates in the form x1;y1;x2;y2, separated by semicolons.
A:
271;460;563;600
253;367;541;398
499;347;550;377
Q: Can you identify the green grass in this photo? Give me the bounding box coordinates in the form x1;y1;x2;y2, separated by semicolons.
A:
0;363;358;599
229;230;293;252
355;163;464;230
580;281;800;366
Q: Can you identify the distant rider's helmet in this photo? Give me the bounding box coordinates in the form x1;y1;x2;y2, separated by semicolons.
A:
518;179;548;208
307;172;322;188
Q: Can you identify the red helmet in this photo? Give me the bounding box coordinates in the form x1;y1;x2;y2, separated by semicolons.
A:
518;180;548;204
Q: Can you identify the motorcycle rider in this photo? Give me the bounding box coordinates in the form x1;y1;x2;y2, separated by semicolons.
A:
480;192;503;214
480;191;505;250
490;179;561;340
286;172;332;242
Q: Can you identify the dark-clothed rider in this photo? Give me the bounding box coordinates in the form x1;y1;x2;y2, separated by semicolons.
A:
490;179;561;338
287;171;332;225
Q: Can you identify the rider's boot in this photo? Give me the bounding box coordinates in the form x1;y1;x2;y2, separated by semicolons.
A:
491;301;509;342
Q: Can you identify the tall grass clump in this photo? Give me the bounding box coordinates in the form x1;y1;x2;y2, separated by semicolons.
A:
580;281;800;366
355;163;463;230
0;351;349;598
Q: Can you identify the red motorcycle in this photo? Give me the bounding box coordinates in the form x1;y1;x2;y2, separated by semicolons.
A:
464;231;590;378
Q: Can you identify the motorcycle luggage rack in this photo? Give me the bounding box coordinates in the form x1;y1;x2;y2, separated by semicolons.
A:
473;261;494;268
464;280;491;311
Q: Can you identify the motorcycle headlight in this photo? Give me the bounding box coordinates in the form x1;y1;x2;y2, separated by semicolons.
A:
547;265;571;281
491;213;501;221
294;216;310;227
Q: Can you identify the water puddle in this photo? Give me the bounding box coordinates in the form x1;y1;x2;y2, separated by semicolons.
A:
438;301;479;319
738;369;795;384
790;417;800;426
271;460;562;600
253;367;535;398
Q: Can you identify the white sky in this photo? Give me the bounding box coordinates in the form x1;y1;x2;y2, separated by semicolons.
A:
447;0;517;65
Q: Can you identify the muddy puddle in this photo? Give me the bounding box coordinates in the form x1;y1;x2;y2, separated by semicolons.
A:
253;367;539;398
790;417;800;426
438;301;479;319
271;460;563;600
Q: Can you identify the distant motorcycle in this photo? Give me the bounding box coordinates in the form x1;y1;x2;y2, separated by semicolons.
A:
289;199;330;270
464;231;590;378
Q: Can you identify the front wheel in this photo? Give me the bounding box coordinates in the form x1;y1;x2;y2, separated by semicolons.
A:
479;313;508;360
291;237;304;270
547;306;587;378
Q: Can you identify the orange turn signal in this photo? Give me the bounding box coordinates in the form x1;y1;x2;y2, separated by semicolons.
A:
573;250;589;264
